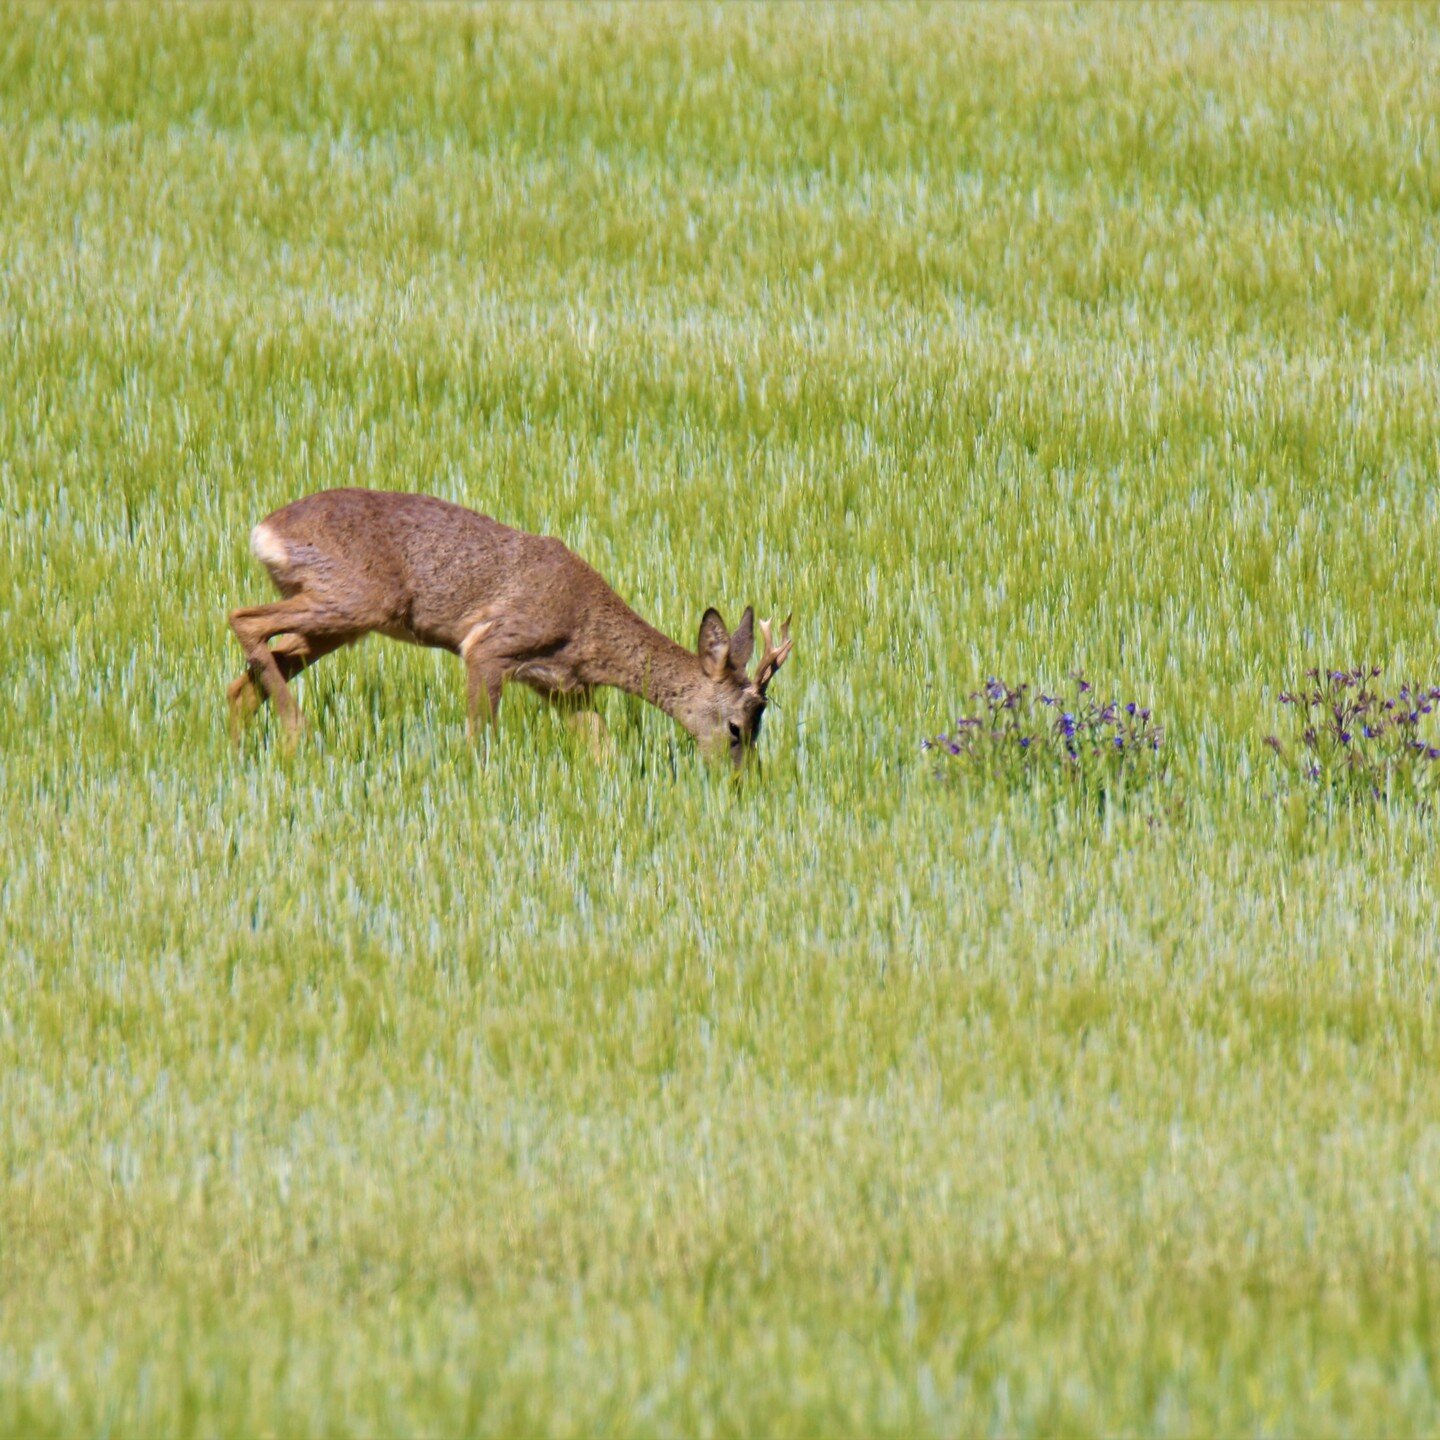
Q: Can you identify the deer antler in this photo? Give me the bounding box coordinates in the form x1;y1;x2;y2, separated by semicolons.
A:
754;614;793;693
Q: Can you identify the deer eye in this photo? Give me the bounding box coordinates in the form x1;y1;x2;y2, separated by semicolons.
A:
727;721;742;743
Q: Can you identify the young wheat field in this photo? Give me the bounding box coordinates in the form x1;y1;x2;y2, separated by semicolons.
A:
4;4;1440;1434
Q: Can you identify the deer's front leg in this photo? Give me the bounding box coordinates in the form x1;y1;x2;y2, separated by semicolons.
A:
548;690;612;762
568;709;613;762
539;687;612;762
464;650;505;739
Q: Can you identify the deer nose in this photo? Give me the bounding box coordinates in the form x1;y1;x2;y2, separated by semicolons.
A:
731;742;761;773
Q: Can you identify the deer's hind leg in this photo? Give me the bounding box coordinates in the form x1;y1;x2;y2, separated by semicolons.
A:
228;595;360;737
227;628;360;739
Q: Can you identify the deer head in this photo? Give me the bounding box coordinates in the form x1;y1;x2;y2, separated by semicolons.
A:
693;606;794;767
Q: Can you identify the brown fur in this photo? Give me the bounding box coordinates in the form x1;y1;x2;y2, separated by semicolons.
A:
227;487;793;763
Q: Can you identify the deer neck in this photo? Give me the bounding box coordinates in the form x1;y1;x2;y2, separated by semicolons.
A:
585;604;709;734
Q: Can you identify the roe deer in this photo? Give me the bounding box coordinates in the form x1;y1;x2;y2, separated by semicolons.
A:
227;487;793;765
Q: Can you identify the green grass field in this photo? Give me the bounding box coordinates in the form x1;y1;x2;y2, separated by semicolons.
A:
5;3;1440;1433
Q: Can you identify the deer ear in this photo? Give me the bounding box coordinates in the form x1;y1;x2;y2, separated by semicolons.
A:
697;608;731;679
728;606;755;672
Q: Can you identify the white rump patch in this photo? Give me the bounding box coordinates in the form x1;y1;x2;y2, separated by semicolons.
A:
249;522;290;571
459;618;495;658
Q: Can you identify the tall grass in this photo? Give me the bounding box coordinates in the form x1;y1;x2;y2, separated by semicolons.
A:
4;4;1440;1433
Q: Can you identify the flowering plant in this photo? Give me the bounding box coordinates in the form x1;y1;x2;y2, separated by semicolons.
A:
1265;666;1440;801
923;674;1164;800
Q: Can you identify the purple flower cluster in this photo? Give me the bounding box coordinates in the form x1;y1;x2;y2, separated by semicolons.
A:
923;673;1164;796
1266;666;1440;799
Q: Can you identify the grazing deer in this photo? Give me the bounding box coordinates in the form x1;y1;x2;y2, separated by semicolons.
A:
227;487;793;765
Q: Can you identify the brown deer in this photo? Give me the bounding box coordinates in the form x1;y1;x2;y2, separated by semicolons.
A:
227;488;793;765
